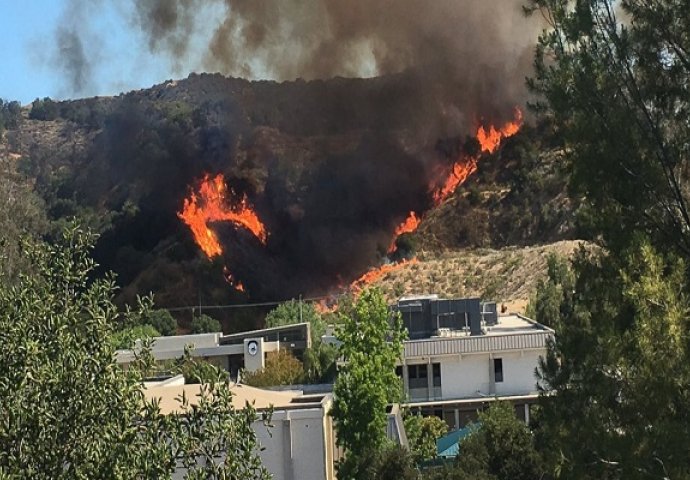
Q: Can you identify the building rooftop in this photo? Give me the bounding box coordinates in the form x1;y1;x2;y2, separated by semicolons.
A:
403;314;553;359
434;313;552;338
143;380;329;415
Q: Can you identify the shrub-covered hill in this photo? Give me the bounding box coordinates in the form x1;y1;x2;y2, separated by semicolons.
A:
0;73;578;331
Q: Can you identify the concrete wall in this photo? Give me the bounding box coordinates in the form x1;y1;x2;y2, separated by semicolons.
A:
494;350;542;397
254;407;334;480
439;355;491;398
171;406;334;480
409;349;545;401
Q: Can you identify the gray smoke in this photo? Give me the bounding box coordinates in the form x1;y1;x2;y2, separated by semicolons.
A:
53;0;541;121
135;0;540;121
49;0;107;96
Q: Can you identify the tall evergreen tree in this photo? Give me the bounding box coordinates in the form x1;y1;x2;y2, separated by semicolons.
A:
527;1;690;477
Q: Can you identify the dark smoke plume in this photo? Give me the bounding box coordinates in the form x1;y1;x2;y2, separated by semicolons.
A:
50;0;103;96
132;0;541;122
53;0;540;123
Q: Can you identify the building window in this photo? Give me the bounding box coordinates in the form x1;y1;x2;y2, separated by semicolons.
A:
493;358;503;383
408;364;428;389
432;363;441;387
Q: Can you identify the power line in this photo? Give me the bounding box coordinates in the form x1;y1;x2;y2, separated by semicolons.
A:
163;293;343;313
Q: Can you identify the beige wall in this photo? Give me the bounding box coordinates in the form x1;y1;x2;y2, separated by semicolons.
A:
254;406;335;480
171;404;335;480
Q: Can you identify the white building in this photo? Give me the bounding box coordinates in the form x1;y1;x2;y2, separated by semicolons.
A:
116;323;311;376
146;378;337;480
394;295;553;429
145;377;407;480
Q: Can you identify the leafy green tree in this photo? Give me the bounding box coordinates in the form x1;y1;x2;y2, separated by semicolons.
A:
242;349;306;387
339;445;419;480
111;323;160;349
146;308;178;336
526;1;690;478
266;299;338;383
331;288;407;479
265;298;326;342
526;252;575;327
190;313;222;333
454;402;543;480
533;240;690;480
29;97;58;121
0;98;22;134
302;341;339;383
172;346;227;385
404;414;449;462
0;224;270;479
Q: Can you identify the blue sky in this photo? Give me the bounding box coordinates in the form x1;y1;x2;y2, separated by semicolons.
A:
0;1;195;105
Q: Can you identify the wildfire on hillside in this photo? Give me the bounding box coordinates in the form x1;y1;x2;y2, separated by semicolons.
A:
387;107;524;256
432;107;524;205
350;258;419;293
178;109;523;297
388;211;420;254
178;173;267;258
178;173;266;292
477;108;524;153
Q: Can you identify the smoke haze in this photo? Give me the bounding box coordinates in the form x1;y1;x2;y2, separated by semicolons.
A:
55;0;540;121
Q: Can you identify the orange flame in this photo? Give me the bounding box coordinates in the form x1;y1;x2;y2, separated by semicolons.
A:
315;299;338;314
178;173;267;258
388;211;420;254
432;158;478;204
432;107;523;205
351;258;419;292
476;108;523;154
223;266;246;293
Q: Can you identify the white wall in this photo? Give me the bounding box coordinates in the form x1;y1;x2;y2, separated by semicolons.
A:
254;408;333;480
172;407;334;480
439;355;491;398
494;350;543;397
425;349;545;400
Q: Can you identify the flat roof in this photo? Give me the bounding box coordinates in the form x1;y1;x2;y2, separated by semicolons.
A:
220;322;310;344
144;382;329;415
482;314;552;336
403;315;553;358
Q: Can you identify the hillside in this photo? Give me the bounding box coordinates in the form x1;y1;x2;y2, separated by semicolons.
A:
368;240;584;314
0;73;579;330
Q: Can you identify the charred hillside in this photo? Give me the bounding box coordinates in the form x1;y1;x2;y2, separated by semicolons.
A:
2;73;576;331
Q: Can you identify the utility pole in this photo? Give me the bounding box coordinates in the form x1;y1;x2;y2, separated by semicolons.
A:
299;294;303;323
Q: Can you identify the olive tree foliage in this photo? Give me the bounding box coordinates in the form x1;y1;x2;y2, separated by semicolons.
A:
0;224;270;479
456;403;543;480
331;288;407;479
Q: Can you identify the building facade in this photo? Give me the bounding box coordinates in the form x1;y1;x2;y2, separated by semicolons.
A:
393;295;553;429
116;323;311;377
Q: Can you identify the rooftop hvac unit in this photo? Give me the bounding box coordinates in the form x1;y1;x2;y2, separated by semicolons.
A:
436;328;451;337
482;302;498;326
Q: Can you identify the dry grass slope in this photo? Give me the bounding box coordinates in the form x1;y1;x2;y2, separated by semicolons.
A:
372;240;586;314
